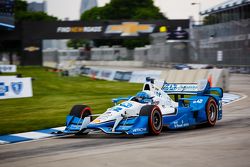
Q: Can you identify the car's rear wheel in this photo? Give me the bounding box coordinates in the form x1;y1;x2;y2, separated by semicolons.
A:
205;98;218;127
69;105;93;134
140;105;163;135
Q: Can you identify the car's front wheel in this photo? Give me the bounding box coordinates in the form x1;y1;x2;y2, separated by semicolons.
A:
69;105;93;134
140;105;163;135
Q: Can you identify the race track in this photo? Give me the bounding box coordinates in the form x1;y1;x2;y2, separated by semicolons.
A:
0;74;249;167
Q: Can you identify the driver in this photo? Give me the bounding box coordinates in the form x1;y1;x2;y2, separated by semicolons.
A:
135;91;154;104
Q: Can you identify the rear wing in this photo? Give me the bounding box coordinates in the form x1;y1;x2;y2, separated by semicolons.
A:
161;80;223;98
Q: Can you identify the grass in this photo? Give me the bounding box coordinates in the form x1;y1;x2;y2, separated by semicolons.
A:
0;66;142;135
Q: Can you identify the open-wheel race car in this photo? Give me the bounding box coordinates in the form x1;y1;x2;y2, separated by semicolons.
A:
64;78;223;135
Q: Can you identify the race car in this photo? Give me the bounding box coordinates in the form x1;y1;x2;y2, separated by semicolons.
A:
64;78;223;135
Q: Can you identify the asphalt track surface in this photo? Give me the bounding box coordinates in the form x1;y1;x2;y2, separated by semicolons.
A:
0;74;249;167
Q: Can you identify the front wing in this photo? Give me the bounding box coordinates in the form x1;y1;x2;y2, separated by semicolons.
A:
64;115;150;135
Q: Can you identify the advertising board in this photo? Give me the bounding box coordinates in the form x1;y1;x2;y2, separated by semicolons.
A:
0;77;33;99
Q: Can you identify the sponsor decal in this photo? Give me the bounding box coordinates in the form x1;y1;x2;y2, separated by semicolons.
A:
163;84;198;92
0;78;32;99
105;22;155;36
193;99;203;104
101;71;111;78
0;82;8;96
219;100;222;110
112;106;123;112
114;71;132;81
173;120;189;128
92;119;101;123
57;26;102;33
132;128;147;133
11;82;23;95
0;65;15;72
24;46;40;52
156;91;162;97
163;84;177;91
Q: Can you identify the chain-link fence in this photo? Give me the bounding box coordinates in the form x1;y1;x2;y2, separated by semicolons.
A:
190;18;250;66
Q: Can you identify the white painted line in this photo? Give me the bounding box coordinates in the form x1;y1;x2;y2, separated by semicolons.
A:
0;140;9;144
12;132;54;139
51;126;65;131
223;92;248;106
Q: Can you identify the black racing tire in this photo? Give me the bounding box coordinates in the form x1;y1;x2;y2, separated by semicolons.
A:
205;98;218;127
70;105;92;119
139;105;163;135
69;105;93;135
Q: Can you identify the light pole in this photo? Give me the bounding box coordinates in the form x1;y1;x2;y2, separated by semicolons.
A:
191;2;201;25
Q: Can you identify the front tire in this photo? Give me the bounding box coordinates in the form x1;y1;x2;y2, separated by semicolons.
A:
69;105;93;134
140;105;163;135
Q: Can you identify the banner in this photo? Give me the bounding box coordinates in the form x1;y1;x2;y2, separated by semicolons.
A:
114;71;132;81
0;77;33;99
0;65;17;73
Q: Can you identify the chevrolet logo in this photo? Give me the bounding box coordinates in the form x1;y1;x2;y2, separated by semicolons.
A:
105;22;155;36
24;46;40;52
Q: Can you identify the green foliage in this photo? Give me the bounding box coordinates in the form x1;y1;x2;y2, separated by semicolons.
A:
14;0;58;21
0;67;142;134
134;7;165;20
81;7;104;21
67;39;89;49
15;11;57;21
123;38;150;50
203;15;218;25
81;0;166;20
14;0;27;12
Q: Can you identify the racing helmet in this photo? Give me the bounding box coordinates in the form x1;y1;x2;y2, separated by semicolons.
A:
135;91;153;104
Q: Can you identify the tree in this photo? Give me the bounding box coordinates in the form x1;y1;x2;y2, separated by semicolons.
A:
14;0;58;21
14;0;27;12
67;39;89;49
81;7;104;21
80;0;166;49
81;0;165;21
203;15;218;25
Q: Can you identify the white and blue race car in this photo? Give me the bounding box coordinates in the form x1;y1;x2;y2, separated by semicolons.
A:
64;78;223;135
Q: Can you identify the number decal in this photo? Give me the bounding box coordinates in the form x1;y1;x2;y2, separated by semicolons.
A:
120;102;133;108
112;107;123;112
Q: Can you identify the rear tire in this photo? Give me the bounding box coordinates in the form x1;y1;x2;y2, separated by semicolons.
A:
69;105;93;134
140;105;163;135
205;98;218;127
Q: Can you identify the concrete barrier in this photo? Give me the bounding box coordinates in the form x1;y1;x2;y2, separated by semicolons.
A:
160;69;229;92
208;69;230;92
43;60;229;92
78;61;144;68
